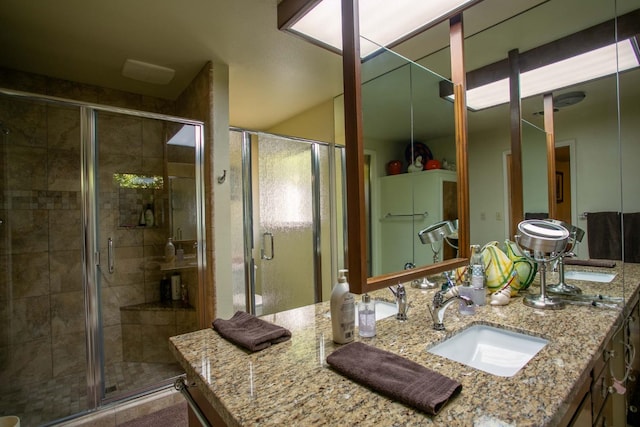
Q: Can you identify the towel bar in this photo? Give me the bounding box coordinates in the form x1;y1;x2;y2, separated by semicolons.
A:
175;377;212;427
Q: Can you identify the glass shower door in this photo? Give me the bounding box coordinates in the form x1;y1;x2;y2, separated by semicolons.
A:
230;130;343;316
254;134;316;315
0;97;88;425
93;111;199;401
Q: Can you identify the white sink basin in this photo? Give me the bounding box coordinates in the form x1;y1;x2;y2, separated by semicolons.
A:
565;271;616;283
427;324;548;377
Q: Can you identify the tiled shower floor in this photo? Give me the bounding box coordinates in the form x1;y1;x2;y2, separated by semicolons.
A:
0;362;184;426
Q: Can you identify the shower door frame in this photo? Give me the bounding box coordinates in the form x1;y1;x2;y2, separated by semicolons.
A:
0;87;206;413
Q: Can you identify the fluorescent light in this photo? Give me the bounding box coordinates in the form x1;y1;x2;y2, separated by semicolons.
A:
290;0;476;58
458;39;640;110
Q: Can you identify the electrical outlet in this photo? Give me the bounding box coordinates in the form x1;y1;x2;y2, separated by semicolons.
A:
496;212;502;221
480;212;486;220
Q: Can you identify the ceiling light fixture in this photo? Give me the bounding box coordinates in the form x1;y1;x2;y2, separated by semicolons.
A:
449;38;639;110
279;0;477;59
121;59;175;85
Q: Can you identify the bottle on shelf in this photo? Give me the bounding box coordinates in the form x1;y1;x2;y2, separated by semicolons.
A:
171;272;181;301
165;237;176;264
144;203;154;227
160;275;171;303
181;282;189;305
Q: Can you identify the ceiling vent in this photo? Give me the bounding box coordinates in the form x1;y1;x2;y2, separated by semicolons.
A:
121;59;175;85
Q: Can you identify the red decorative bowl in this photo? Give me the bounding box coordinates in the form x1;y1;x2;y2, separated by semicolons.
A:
386;160;403;175
426;159;441;170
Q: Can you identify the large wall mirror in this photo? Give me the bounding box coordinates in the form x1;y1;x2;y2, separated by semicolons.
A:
332;0;639;294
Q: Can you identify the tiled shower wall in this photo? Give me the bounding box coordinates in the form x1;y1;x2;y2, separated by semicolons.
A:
0;68;179;393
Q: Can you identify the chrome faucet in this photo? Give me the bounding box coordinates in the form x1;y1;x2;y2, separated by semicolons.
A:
389;283;408;321
429;291;473;331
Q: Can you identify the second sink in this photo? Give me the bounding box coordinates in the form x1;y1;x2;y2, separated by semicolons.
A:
564;270;616;283
427;324;548;377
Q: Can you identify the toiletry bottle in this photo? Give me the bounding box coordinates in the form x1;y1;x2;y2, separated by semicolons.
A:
181;282;189;305
358;293;376;337
144;203;154;227
171;272;182;301
176;245;184;262
330;269;355;344
469;244;486;305
160;275;171;303
139;206;146;226
165;237;176;263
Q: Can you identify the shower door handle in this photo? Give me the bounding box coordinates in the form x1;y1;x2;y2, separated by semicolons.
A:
261;232;274;260
107;237;115;273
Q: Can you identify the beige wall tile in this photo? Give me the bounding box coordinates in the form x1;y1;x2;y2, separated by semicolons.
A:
10;295;50;343
49;249;83;294
8;252;49;299
51;290;85;336
52;331;86;377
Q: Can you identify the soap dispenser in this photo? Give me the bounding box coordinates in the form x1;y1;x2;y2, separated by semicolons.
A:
358;293;376;337
330;269;355;344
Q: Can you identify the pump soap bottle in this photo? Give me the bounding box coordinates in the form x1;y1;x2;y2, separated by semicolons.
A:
330;269;355;344
358;293;376;337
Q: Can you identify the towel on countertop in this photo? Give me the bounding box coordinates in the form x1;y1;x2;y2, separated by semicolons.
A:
326;341;462;415
564;258;616;268
587;211;622;260
212;311;291;352
623;213;640;263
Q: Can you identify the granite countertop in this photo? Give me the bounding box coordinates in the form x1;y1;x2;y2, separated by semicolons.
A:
169;262;640;426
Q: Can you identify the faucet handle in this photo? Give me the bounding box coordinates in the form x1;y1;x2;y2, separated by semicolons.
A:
432;291;444;307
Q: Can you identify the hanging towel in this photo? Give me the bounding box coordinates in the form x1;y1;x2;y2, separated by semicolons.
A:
587;212;622;260
623;212;640;263
212;311;291;352
326;341;462;415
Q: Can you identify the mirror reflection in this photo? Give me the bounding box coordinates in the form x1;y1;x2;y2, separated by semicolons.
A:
337;0;639;294
167;125;198;243
463;0;638;265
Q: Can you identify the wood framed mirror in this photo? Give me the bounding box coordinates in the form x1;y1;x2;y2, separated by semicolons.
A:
279;0;639;296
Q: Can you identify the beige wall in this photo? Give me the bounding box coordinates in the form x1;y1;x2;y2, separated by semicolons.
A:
268;99;335;143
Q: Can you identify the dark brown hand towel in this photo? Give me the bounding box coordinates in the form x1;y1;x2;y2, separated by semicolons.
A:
326;341;462;415
564;259;616;268
587;211;622;260
212;311;291;352
623;212;640;263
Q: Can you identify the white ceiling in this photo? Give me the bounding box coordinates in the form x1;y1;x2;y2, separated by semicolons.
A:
1;0;638;133
0;0;344;130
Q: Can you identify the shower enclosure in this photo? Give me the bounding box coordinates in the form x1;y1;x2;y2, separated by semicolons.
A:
0;90;204;425
229;129;344;316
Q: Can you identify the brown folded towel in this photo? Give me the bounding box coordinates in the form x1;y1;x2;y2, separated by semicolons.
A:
326;341;462;415
564;259;616;268
212;311;291;352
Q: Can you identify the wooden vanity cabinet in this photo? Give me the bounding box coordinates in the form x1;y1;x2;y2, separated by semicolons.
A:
563;312;629;427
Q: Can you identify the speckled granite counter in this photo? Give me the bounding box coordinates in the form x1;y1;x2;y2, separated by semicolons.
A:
169;263;640;426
